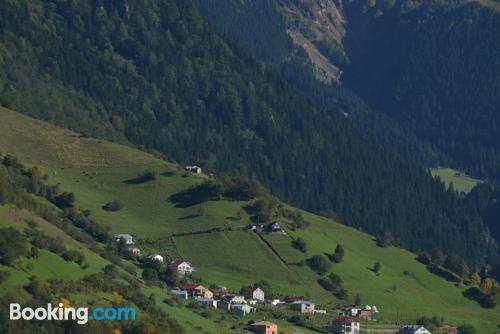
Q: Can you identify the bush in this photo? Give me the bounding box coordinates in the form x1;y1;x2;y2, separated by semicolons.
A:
32;234;66;255
457;324;477;334
53;192;76;209
376;231;394;247
62;250;85;266
444;254;469;277
373;262;382;274
330;244;344;263
0;227;28;265
0;270;10;283
307;255;331;275
292;238;308;253
141;170;158;182
102;199;124;211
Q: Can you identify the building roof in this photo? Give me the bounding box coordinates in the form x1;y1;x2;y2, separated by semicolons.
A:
398;325;430;334
250;321;277;327
291;300;314;305
334;316;359;324
169;260;192;267
114;233;133;240
287;296;307;302
180;284;204;290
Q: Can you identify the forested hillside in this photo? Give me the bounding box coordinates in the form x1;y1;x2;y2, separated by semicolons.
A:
0;0;494;268
342;0;500;182
194;0;443;167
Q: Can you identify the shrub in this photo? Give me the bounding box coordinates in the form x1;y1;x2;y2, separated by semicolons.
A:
330;244;344;263
307;255;331;275
62;250;85;266
103;199;124;211
0;227;29;265
0;270;10;283
292;238;308;253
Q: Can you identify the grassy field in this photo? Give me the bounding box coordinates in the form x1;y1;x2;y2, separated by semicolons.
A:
430;167;482;194
0;107;499;333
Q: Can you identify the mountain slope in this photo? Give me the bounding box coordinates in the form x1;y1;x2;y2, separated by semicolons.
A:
194;0;444;167
0;107;498;332
0;0;493;268
342;0;500;182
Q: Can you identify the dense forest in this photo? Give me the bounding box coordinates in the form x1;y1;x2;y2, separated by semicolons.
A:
0;0;495;268
343;0;500;182
194;0;444;167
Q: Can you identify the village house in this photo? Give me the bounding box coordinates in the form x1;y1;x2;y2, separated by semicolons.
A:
180;284;213;299
397;325;431;334
358;305;378;320
248;321;278;334
268;222;283;233
286;296;308;303
290;300;315;313
218;295;246;310
231;304;256;317
332;316;360;334
149;254;164;262
114;233;133;244
170;288;189;300
225;295;246;304
195;296;218;308
243;287;265;301
184;165;202;174
127;247;141;257
212;285;229;297
347;307;360;317
248;223;266;232
270;299;284;306
169;260;195;275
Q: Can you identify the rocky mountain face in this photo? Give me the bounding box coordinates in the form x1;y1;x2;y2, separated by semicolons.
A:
279;0;348;83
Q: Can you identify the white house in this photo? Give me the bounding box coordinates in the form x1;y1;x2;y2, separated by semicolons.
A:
169;260;195;274
243;287;265;301
149;254;164;262
195;296;218;308
332;316;360;334
271;299;283;306
231;304;255;317
290;300;315;313
269;222;283;233
398;325;431;334
225;295;246;304
114;234;133;244
185;166;202;174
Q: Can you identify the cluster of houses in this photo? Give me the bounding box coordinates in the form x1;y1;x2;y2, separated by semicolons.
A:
114;235;434;334
113;234;196;273
330;317;432;334
337;305;379;321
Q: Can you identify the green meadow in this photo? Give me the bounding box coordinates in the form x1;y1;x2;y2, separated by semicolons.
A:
430;167;482;194
0;107;498;333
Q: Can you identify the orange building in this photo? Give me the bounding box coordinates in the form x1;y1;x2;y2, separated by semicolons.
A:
248;321;278;334
180;284;213;299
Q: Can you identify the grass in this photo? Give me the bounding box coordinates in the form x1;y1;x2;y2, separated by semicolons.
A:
1;107;499;333
430;167;482;194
